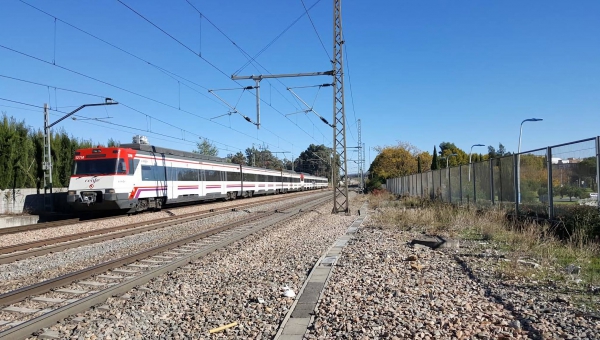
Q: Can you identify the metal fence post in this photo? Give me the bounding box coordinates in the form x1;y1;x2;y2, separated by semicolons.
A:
472;162;477;204
459;164;463;204
420;172;423;198
439;169;443;201
547;147;554;219
432;171;436;200
596;136;600;209
490;160;495;205
514;153;519;215
448;168;452;203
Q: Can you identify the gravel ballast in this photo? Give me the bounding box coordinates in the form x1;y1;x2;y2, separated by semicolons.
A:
307;224;600;339
0;193;326;295
26;195;360;339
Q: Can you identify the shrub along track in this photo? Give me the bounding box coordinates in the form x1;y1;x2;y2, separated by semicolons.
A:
0;190;326;264
0;192;330;339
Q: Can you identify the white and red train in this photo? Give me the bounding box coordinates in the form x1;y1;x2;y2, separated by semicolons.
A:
67;143;328;213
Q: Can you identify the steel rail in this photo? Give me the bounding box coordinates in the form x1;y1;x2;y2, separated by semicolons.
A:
0;189;325;236
0;191;326;264
0;195;329;340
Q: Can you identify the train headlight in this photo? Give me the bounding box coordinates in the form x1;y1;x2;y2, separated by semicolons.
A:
68;190;76;195
105;189;116;193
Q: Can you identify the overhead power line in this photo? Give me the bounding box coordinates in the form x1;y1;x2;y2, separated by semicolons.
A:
300;0;331;61
0;45;288;151
0;76;246;152
118;0;330;146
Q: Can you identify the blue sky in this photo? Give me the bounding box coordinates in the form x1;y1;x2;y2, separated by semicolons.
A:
1;0;599;173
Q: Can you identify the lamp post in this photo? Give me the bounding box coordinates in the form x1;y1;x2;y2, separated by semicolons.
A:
517;118;543;203
468;144;485;182
445;153;458;168
43;98;118;211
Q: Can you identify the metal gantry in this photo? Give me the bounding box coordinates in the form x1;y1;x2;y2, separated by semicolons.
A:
331;0;349;214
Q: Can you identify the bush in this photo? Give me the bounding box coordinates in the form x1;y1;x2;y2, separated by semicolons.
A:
554;205;600;242
366;178;382;193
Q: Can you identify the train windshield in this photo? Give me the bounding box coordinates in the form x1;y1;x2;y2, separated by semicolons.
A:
73;159;120;176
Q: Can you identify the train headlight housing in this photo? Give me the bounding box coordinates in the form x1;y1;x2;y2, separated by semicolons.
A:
68;190;76;195
105;189;116;194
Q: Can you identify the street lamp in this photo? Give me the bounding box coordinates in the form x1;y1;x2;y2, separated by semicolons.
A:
43;98;118;211
446;153;458;168
517;118;543;203
468;144;485;182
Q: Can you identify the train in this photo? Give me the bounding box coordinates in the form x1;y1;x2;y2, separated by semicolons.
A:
67;142;329;213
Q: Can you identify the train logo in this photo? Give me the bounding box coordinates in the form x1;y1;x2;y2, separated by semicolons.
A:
89;184;94;189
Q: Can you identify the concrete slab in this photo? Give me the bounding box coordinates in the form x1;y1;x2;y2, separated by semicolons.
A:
334;239;349;247
281;317;311;335
141;259;166;264
3;306;40;314
308;267;331;283
97;274;123;280
72;317;86;323
78;281;106;287
296;282;324;303
112;269;139;274
163;252;183;256
278;335;305;340
127;264;150;269
97;305;110;312
8;321;24;327
55;289;87;295
327;247;342;256
39;330;61;339
290;302;316;318
0;320;9;326
320;256;338;266
31;297;65;303
152;255;174;260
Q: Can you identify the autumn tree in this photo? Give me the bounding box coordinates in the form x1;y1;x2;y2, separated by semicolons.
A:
370;142;421;179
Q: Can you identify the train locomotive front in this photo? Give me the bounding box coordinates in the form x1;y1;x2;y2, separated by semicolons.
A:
67;146;141;212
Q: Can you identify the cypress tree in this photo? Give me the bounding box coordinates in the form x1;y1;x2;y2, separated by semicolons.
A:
417;156;422;173
431;146;439;170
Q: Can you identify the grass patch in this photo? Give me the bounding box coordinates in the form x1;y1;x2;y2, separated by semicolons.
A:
368;194;600;303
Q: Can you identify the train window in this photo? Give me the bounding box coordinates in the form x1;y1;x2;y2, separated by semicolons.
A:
205;170;221;181
127;159;139;176
117;159;127;174
142;166;153;181
227;171;241;181
243;173;256;182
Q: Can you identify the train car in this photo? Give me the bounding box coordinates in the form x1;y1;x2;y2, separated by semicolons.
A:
67;142;328;213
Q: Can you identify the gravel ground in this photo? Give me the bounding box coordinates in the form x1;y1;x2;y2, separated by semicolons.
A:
0;193;326;296
26;194;363;339
0;191;318;248
307;222;600;339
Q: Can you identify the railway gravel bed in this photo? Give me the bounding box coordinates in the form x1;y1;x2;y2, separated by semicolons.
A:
24;195;363;339
306;225;600;339
0;193;323;296
0;192;316;249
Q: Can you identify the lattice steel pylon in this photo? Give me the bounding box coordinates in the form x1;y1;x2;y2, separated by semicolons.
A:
332;0;349;214
357;119;363;190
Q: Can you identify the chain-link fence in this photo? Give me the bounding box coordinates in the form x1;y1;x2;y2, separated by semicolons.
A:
387;137;600;218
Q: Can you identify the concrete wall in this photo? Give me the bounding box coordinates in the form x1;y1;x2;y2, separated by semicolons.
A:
0;188;69;214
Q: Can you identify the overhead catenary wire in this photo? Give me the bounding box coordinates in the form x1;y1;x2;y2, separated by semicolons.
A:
118;1;330;146
300;0;330;61
0;74;245;152
0;45;286;151
18;0;226;108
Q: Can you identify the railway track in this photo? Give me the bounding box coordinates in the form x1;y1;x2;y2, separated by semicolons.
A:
0;191;323;264
0;192;330;339
0;190;324;236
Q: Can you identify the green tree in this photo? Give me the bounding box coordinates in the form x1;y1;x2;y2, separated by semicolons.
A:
431;146;439;170
229;151;246;165
417;156;422;173
107;138;120;147
193;138;218;156
295;144;335;180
